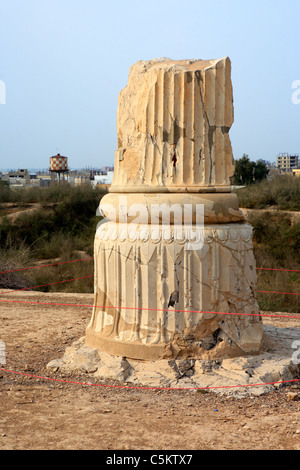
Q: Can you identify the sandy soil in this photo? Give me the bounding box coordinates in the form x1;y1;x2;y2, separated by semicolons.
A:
0;289;300;451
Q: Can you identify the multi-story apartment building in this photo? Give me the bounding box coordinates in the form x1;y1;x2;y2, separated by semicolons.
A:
276;153;299;173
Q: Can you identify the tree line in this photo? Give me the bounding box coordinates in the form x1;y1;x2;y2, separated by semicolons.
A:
232;154;269;186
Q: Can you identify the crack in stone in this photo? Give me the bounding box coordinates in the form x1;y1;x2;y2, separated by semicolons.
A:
100;245;256;320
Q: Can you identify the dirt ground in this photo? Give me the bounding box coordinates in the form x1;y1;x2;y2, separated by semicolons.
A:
0;289;300;451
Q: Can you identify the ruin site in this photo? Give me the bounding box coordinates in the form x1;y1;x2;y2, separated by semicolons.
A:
1;58;300;451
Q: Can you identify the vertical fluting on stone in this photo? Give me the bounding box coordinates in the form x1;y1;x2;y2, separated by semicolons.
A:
87;224;262;359
86;57;263;361
112;57;234;192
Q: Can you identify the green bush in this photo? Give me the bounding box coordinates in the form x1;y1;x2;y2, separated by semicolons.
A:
233;155;269;185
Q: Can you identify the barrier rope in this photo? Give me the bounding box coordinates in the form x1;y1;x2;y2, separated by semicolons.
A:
0;367;300;392
0;257;94;274
258;290;300;296
257;267;300;273
0;275;94;295
0;297;299;319
1;270;299;298
1;258;299;275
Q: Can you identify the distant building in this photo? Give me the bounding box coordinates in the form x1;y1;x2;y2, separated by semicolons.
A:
101;166;114;172
74;175;91;186
7;169;30;186
276;153;299;173
292;169;300;178
93;170;114;186
8;169;28;178
37;174;52;187
3;169;53;188
1;162;115;188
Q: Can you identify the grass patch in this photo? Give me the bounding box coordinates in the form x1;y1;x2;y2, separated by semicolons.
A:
32;256;94;294
249;212;300;313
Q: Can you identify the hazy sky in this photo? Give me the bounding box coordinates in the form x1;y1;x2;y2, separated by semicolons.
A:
0;0;299;170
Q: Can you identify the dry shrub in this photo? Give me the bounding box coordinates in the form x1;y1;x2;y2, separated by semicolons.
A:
0;244;34;290
235;174;300;211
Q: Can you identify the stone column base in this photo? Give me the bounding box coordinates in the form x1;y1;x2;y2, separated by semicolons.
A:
86;222;263;360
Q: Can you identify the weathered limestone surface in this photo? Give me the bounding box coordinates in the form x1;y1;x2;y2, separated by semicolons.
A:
112;57;235;193
86;223;262;360
100;192;246;224
85;57;264;362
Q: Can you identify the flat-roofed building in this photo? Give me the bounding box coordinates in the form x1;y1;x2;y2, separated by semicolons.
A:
277;153;299;173
292;168;300;178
